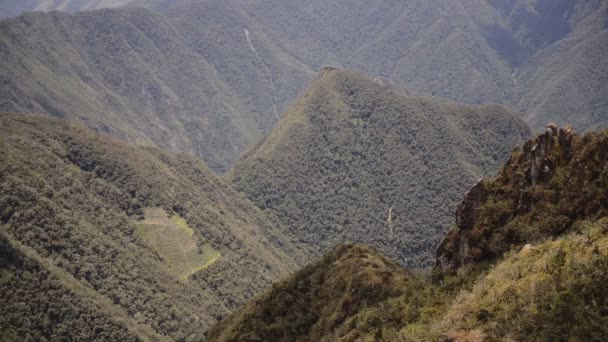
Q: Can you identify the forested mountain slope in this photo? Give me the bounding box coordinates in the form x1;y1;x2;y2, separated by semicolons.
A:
0;8;270;172
0;0;605;172
0;113;306;340
210;127;608;342
229;68;531;268
237;0;608;130
0;4;318;171
0;0;164;18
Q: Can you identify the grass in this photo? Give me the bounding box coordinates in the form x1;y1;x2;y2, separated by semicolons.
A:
430;219;608;341
136;208;221;281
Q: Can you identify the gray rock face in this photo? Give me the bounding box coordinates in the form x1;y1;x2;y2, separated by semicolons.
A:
435;178;487;272
455;178;487;231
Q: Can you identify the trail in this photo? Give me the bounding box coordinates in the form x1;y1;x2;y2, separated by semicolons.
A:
244;28;280;120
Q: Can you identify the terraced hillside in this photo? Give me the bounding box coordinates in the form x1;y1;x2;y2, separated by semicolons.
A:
0;112;307;339
229;68;531;268
136;208;220;280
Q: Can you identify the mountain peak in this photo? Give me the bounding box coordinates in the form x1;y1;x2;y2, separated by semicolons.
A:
207;243;413;341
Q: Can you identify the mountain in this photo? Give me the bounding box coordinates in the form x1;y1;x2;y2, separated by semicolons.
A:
206;243;424;342
229;68;531;268
0;1;39;19
0;4;317;172
236;0;608;130
0;113;307;340
0;1;606;172
0;8;281;172
514;2;608;130
163;0;316;134
0;0;163;18
209;127;608;342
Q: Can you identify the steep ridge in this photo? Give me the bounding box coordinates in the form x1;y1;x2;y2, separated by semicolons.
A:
210;127;608;342
238;0;608;130
229;68;531;268
207;243;423;342
514;1;608;130
163;0;316;134
239;0;516;105
0;113;306;339
436;124;608;274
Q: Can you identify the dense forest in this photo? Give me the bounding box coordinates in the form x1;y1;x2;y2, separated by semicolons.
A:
0;1;606;340
230;68;530;268
0;113;307;339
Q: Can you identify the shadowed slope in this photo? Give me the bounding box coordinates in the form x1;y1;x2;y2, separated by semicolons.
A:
0;8;261;171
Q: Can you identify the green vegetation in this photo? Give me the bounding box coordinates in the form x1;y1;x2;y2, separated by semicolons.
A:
1;0;606;174
1;2;607;339
0;232;165;341
436;126;608;273
207;243;448;342
0;8;267;171
229;68;531;269
235;0;608;131
210;127;608;341
434;220;608;341
0;113;307;339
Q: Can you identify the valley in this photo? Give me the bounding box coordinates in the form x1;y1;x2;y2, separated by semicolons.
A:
0;113;306;339
0;0;607;172
0;1;607;340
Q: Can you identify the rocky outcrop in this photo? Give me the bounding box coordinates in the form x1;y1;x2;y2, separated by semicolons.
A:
435;179;487;272
435;125;607;276
455;178;487;230
524;123;558;185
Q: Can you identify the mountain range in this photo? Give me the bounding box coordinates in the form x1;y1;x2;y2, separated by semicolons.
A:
0;0;607;171
1;1;607;340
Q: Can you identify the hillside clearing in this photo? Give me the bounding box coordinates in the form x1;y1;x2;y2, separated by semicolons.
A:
136;208;221;281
